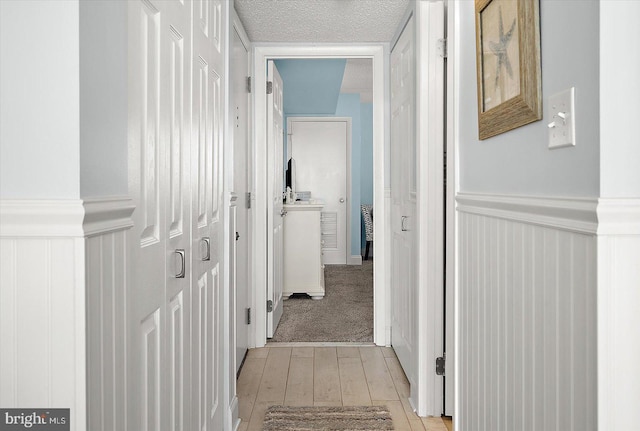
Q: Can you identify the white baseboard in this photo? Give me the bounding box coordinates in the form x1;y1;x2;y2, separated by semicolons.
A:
348;254;363;265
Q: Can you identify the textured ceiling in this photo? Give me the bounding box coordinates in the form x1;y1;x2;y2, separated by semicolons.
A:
340;59;373;103
234;0;410;43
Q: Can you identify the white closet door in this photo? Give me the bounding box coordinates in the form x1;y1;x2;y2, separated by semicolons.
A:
190;0;225;429
390;14;418;402
127;1;192;430
127;1;226;430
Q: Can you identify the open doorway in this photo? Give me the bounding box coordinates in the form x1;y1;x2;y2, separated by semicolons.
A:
250;45;388;349
265;59;374;342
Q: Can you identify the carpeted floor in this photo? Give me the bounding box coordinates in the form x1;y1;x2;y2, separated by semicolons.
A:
262;405;393;430
270;260;373;342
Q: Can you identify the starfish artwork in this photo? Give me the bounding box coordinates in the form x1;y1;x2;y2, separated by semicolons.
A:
489;6;517;91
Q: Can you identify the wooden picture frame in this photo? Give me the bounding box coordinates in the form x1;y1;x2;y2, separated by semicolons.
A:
475;0;541;139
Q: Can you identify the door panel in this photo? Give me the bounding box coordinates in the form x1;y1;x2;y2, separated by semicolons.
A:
128;1;225;430
128;1;186;430
267;60;284;337
390;15;418;394
232;27;251;371
289;119;348;264
191;1;224;425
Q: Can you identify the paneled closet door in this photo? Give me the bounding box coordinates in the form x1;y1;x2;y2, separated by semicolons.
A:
190;0;225;430
127;0;193;430
163;1;193;430
390;15;418;396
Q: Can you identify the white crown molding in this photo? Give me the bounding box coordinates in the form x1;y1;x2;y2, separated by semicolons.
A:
456;192;599;234
596;198;640;235
0;197;134;238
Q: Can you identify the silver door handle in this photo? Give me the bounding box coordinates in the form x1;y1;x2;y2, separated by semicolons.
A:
339;198;345;203
401;216;408;231
174;249;186;278
200;237;210;261
280;208;287;217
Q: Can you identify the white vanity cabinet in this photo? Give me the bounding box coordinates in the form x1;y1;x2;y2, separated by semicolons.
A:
283;203;325;299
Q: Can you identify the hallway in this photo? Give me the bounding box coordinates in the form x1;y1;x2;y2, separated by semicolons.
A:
237;345;451;431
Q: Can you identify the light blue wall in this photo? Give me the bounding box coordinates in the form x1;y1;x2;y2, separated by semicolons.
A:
276;59;373;258
274;59;346;114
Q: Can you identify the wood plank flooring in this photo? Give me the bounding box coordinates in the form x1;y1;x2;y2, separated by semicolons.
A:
237;345;449;431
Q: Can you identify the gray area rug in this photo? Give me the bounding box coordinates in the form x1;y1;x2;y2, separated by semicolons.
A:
262;405;393;430
271;261;373;342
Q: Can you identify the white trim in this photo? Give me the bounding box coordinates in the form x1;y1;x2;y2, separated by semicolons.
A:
83;197;135;236
0;198;134;238
287;116;353;265
0;200;85;237
349;255;363;265
596;198;640;235
456;192;599;234
252;44;388;348
413;0;446;417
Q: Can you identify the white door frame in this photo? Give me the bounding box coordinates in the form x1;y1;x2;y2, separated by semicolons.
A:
251;45;388;347
287;116;352;265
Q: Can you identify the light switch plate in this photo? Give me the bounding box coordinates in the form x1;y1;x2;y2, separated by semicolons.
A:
548;87;575;149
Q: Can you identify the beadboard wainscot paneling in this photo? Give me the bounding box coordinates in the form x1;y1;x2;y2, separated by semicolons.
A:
0;198;133;431
456;193;598;431
83;197;134;431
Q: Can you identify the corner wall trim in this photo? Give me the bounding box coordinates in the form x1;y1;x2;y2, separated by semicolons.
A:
456;192;599;234
349;254;363;265
596;198;640;235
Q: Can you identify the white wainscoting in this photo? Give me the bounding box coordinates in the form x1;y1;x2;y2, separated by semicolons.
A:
457;193;598;431
596;199;640;430
0;198;133;431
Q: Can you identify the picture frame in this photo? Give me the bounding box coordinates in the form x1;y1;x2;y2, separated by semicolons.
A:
475;0;542;139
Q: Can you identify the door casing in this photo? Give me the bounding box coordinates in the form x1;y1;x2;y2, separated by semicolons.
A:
251;45;388;348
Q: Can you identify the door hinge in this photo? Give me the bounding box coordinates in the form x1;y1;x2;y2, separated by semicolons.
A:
437;38;447;58
246;191;252;209
266;81;273;95
266;299;273;313
436;355;446;376
247;76;252;93
246;307;251;325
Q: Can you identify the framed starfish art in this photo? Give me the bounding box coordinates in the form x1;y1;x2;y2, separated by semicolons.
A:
475;0;541;139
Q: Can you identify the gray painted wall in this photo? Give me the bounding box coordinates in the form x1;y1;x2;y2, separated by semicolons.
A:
458;0;600;198
0;1;129;200
79;0;128;198
1;0;81;199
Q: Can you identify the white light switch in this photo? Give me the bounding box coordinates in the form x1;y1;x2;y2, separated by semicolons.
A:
548;87;575;149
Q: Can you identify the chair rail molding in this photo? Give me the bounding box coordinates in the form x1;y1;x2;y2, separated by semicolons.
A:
456;192;599;234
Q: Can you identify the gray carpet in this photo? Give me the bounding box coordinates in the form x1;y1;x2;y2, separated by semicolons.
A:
271;261;373;342
262;405;393;430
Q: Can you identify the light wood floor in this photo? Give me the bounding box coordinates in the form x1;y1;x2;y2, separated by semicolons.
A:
237;345;452;431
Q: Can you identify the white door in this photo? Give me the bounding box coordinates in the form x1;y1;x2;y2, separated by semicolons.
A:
390;14;418;399
288;118;349;265
232;25;251;370
127;0;193;429
190;0;225;429
266;60;284;337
